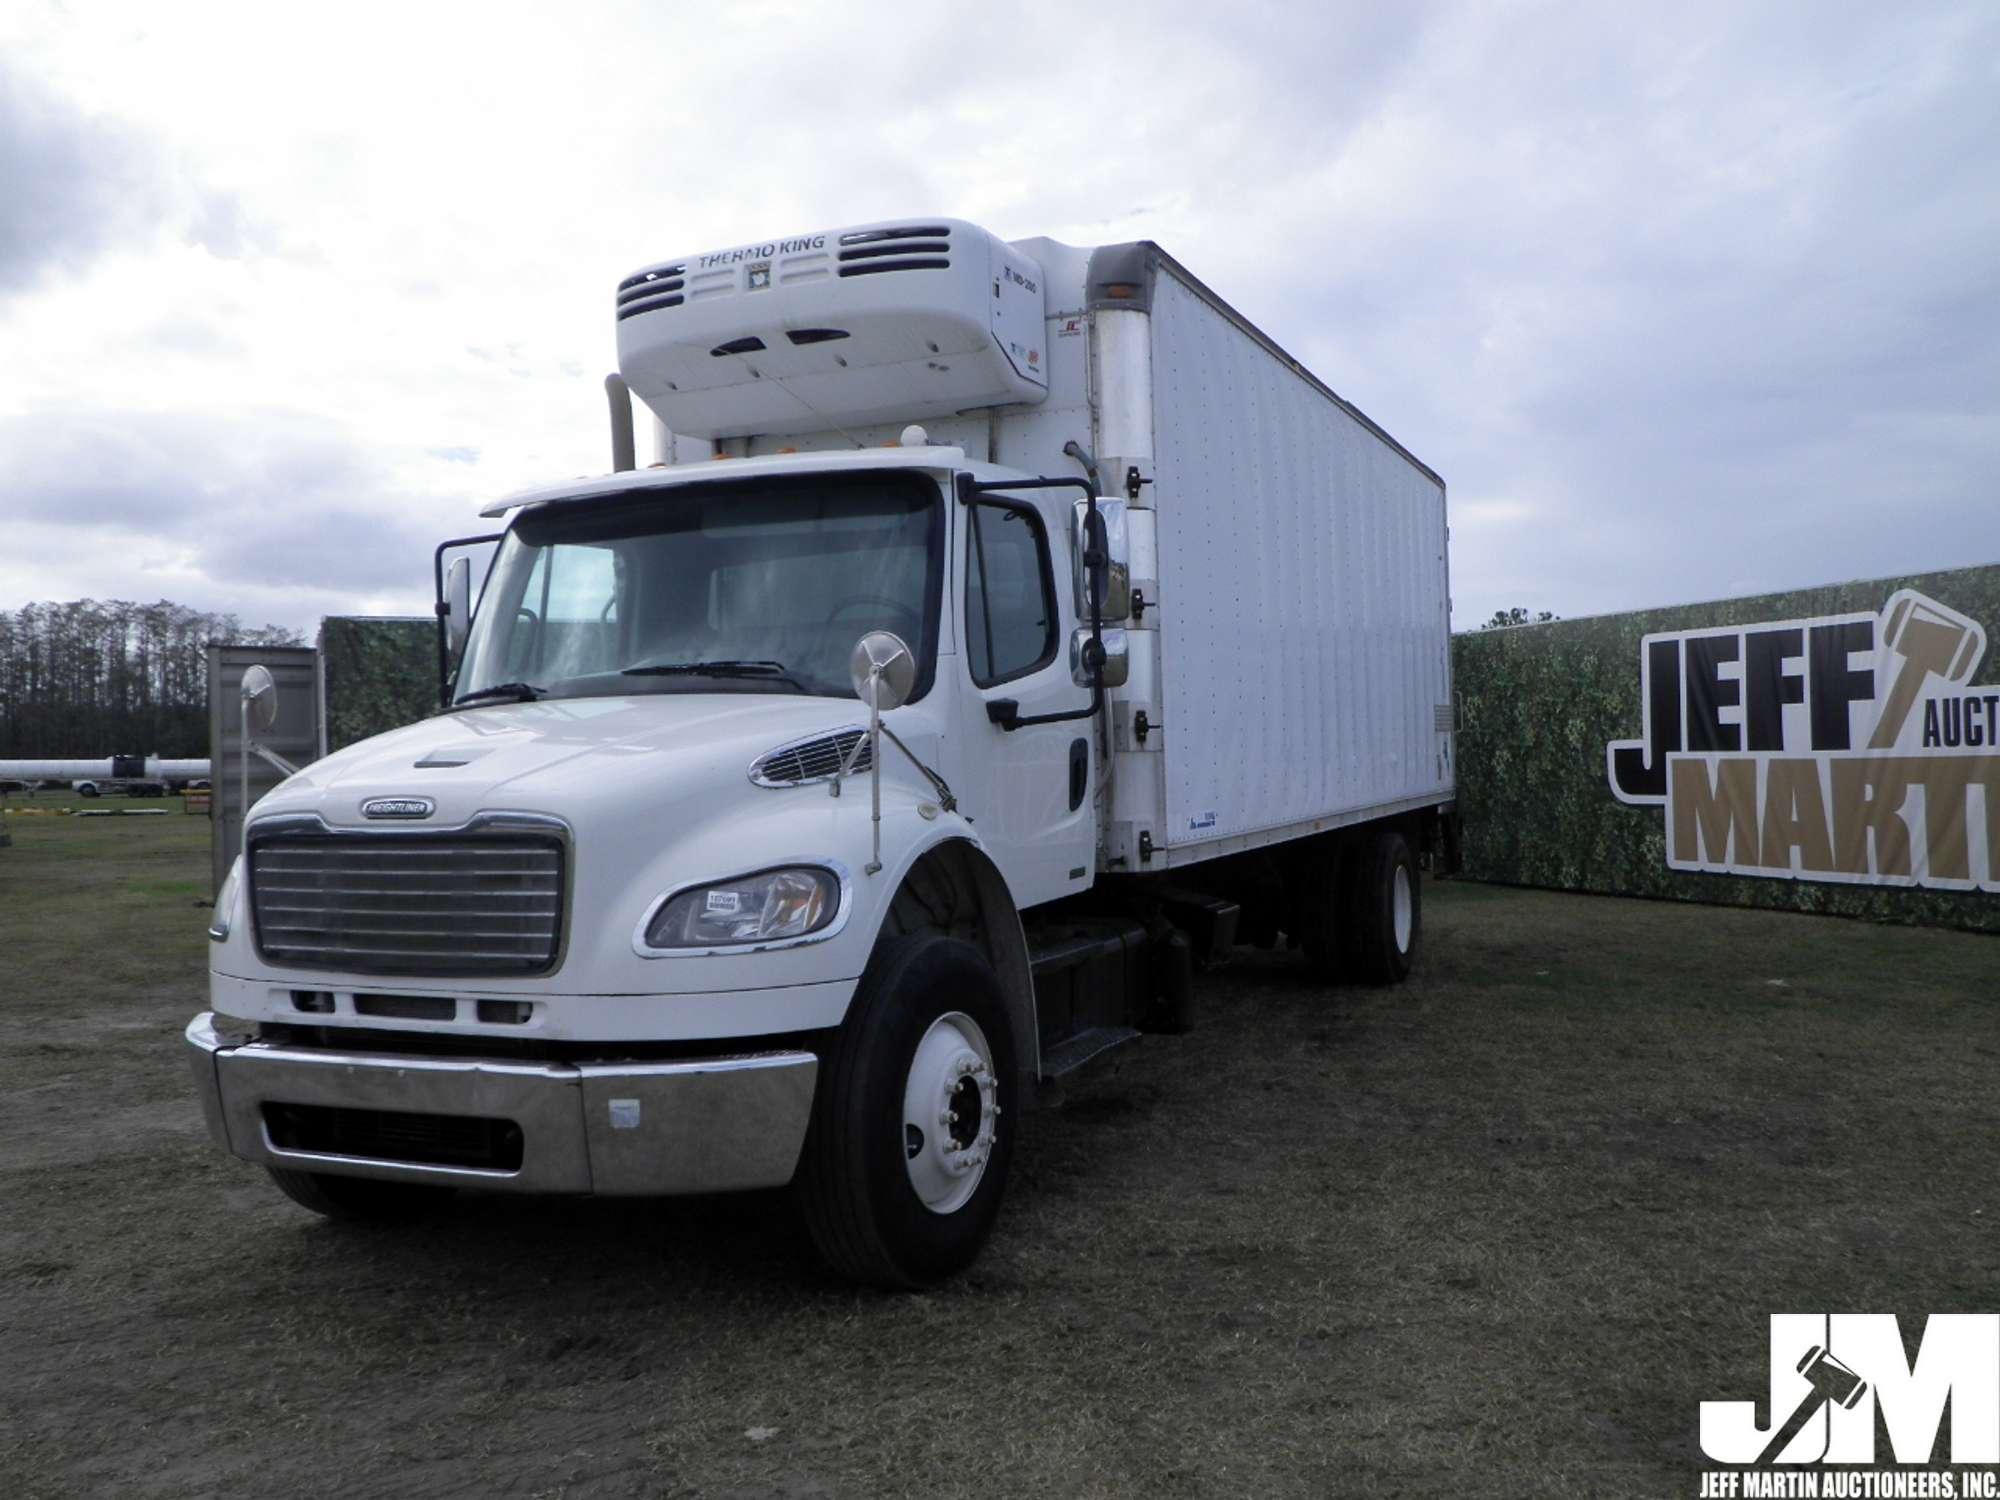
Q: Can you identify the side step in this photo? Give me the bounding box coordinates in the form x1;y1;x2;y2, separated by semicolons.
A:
1039;1025;1141;1081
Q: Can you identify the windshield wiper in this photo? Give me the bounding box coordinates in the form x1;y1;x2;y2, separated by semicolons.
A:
453;681;546;706
622;659;806;691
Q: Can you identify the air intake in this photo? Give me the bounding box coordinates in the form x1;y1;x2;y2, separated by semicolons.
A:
836;224;952;277
614;217;1046;440
750;727;873;787
616;264;686;322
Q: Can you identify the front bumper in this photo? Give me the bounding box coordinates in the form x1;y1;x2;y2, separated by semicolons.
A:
184;1014;818;1195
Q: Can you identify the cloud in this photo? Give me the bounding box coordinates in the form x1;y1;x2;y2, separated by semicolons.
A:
0;408;463;631
0;51;272;301
0;0;1995;640
0;57;167;293
1218;1;2000;623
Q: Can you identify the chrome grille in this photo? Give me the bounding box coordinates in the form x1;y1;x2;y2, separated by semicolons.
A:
749;728;872;787
249;834;564;976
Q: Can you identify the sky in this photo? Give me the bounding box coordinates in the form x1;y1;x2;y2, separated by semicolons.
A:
2;0;1996;635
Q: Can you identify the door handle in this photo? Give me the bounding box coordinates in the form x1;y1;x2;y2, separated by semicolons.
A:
1068;737;1089;811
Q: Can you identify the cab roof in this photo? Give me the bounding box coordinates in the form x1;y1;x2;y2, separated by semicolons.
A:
480;446;972;518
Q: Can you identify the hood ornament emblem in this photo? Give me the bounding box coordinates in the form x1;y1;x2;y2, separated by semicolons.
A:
362;796;436;820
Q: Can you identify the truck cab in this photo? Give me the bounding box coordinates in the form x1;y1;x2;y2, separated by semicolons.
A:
187;218;1454;1287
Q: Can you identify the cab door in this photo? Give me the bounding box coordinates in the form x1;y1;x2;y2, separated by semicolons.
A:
953;490;1095;908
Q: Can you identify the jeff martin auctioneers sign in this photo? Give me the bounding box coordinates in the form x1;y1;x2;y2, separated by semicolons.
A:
1449;564;2000;932
1608;588;1998;894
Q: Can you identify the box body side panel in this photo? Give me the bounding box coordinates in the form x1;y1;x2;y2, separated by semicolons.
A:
1149;270;1451;851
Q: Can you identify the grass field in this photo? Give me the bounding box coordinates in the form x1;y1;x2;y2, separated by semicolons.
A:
1;801;1995;1498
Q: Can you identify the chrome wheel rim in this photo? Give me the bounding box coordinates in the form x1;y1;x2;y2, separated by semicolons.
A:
1393;865;1413;952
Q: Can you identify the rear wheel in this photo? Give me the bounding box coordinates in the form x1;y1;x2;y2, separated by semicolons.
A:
1347;829;1420;985
798;933;1016;1289
265;1167;453;1222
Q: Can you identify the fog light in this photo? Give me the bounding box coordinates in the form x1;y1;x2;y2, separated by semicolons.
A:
476;1000;533;1025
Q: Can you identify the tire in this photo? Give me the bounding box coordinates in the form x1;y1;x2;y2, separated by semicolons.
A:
76;782;99;798
797;933;1017;1290
1346;829;1420;986
265;1166;453;1222
1296;839;1356;983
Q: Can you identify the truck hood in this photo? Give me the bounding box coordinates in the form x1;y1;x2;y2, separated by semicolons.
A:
220;688;968;1006
255;694;874;830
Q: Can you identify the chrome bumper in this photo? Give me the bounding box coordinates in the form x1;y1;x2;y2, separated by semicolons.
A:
183;1014;818;1195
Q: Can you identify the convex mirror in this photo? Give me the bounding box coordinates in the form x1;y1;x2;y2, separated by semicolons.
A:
849;631;916;710
240;664;279;734
1072;498;1131;622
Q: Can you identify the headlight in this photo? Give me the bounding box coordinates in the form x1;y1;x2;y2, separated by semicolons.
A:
208;858;243;942
643;866;842;950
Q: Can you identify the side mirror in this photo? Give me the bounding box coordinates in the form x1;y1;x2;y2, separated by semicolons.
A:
1071;627;1130;689
1072;498;1131;623
849;631;916;711
240;664;280;734
444;555;473;657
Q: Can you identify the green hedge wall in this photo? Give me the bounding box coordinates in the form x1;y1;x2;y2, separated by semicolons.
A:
318;617;438;754
1451;563;2000;932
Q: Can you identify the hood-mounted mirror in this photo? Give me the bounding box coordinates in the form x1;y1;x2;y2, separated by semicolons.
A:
849;631;916;711
240;664;280;734
849;631;917;878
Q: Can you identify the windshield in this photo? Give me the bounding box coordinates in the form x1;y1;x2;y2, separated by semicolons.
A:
454;473;943;704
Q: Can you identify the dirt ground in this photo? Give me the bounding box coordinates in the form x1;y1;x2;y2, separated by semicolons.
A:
2;799;1996;1498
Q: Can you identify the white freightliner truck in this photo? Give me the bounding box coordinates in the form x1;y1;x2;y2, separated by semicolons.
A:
187;219;1454;1287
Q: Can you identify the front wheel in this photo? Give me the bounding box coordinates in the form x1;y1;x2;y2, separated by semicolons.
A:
797;934;1016;1289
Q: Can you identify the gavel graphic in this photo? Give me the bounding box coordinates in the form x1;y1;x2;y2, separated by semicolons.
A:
1758;1344;1868;1465
1868;593;1985;749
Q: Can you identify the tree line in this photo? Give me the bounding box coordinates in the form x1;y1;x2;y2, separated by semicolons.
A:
0;600;302;758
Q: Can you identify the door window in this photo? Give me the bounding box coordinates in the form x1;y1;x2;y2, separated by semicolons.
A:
965;500;1057;687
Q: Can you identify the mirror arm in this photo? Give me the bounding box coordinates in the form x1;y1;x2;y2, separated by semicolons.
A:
878;722;956;812
988;677;1103;732
248;742;300;778
239;694;252;866
866;670;884;874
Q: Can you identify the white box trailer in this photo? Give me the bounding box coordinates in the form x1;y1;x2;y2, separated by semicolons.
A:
186;217;1454;1288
